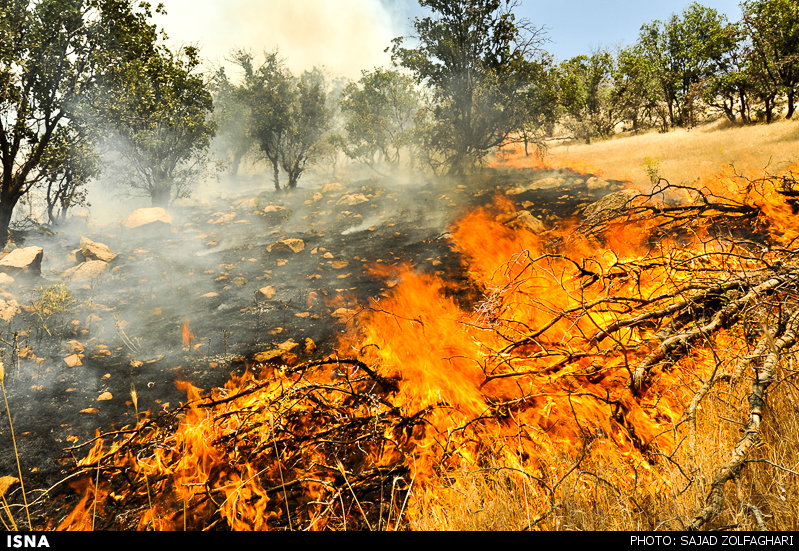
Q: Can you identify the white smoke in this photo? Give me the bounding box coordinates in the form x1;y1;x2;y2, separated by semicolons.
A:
154;0;405;79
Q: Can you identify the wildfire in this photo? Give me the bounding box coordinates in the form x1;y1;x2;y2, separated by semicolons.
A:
53;159;799;531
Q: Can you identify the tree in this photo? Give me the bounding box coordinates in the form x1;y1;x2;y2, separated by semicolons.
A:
613;46;668;132
237;52;330;191
235;51;294;191
279;68;331;189
741;0;799;119
638;3;738;127
0;0;159;244
210;67;258;177
39;126;98;225
338;67;420;170
391;0;547;174
557;50;620;143
514;56;558;156
99;45;215;206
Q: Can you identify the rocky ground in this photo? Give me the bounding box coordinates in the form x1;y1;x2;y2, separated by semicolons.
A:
0;166;621;524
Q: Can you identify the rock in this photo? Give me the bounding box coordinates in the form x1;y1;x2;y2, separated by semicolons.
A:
0;298;20;322
497;210;545;233
121;207;173;230
64;354;83;368
63;260;108;281
321;182;343;194
0;273;14;286
62;340;85;355
258;286;276;299
78;236;117;263
337;193;369;206
0;246;43;275
267;238;305;254
581;189;640;226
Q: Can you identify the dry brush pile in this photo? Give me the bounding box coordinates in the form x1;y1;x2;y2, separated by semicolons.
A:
38;167;799;531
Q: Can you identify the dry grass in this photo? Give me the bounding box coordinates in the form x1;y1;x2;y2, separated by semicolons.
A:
407;121;799;531
543;118;799;189
406;360;799;531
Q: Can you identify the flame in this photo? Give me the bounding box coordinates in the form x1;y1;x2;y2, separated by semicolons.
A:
56;155;799;530
181;320;194;347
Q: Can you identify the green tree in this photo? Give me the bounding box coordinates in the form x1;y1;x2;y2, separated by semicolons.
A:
0;0;159;244
235;51;294;191
279;68;331;189
557;50;620;143
392;0;547;174
638;3;738;127
613;46;668;132
741;0;799;119
338;67;420;170
515;56;558;156
210;67;257;176
237;52;330;191
99;45;215;206
39;126;98;225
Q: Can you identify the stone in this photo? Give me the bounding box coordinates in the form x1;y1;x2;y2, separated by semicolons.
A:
497;210;545;233
337;193;369;206
63;260;108;281
121;207;173;230
0;298;20;322
582;189;640;225
0;246;43;275
321;182;343;194
78;237;117;263
267;238;305;254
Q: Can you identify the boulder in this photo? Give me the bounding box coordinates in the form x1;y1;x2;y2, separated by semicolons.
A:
0;298;20;322
497;210;545;233
121;207;173;230
0;246;43;275
267;238;305;254
63;260;108;281
78;237;117;263
337;193;370;206
581;189;640;226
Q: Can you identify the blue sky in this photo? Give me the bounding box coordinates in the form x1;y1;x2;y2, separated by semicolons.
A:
395;0;745;61
158;0;747;78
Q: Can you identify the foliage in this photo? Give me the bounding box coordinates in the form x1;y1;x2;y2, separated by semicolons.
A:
556;50;620;143
338;68;420;170
741;0;799;120
234;51;330;191
97;45;216;206
30;282;77;338
637;2;739;128
0;0;160;243
391;0;547;174
38;126;98;225
210;67;258;176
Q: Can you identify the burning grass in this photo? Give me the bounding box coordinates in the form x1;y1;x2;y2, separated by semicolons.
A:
44;163;799;531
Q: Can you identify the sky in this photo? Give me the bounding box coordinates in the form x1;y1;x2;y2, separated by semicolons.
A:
154;0;746;79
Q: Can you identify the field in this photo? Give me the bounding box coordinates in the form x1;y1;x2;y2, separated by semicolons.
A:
543;118;799;190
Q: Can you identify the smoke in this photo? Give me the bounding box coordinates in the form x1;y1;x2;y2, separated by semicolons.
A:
154;0;406;79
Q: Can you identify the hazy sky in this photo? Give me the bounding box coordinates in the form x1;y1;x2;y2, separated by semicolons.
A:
154;0;745;79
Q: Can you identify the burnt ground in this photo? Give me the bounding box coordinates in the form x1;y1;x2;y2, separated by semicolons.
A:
0;165;622;527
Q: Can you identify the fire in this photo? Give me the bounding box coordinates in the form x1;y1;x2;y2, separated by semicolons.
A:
54;158;799;530
181;320;194;347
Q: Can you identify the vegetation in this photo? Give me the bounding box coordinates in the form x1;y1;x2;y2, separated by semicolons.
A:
98;45;215;206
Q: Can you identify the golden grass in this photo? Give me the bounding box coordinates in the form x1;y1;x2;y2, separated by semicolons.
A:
406;361;799;531
544;118;799;189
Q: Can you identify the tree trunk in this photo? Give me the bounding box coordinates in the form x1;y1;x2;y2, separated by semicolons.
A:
787;91;795;119
271;159;280;191
0;198;17;246
151;186;171;207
